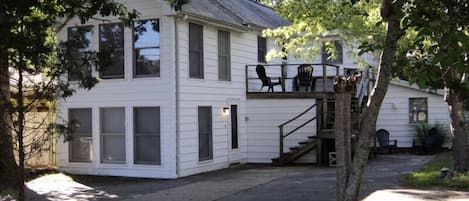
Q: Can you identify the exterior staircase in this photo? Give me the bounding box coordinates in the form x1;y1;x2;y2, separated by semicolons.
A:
272;136;318;165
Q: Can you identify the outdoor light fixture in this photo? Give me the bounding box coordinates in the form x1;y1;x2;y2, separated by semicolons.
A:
223;107;230;115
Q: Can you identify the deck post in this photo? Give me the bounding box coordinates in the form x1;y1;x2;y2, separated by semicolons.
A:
279;126;284;164
322;64;327;92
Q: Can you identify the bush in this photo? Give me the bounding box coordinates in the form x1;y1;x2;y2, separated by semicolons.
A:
412;123;449;151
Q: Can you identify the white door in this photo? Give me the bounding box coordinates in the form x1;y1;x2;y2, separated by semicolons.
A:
228;104;241;162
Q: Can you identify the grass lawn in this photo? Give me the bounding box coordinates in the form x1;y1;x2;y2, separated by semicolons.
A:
400;151;469;190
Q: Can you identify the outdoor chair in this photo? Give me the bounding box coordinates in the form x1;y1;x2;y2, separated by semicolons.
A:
294;64;315;92
375;129;397;154
255;64;282;92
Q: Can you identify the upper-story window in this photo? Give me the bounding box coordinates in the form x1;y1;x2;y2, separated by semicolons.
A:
321;40;343;64
99;23;124;79
189;23;204;79
133;19;160;77
257;36;267;63
67;26;93;81
218;30;231;81
409;98;428;123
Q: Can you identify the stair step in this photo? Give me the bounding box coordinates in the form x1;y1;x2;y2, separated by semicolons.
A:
298;141;308;145
308;136;317;139
289;146;300;151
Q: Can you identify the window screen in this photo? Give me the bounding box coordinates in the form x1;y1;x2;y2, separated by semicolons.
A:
99;23;124;79
134;107;161;164
67;26;93;81
133;19;160;77
189;23;204;78
321;40;343;64
69;108;92;162
409;98;428;123
198;106;212;161
218;30;231;81
257;36;267;63
100;107;125;163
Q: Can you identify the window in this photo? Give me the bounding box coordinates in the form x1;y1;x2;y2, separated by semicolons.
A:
69;108;92;162
198;106;212;161
67;26;93;81
218;30;231;81
134;107;161;164
99;23;124;79
189;23;204;78
409;98;428;123
100;107;125;163
231;105;238;149
257;36;267;63
321;40;343;64
133;19;160;77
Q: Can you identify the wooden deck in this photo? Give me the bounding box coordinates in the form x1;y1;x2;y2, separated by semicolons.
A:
246;92;336;99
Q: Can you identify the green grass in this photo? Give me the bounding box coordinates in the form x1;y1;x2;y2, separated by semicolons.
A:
400;151;469;190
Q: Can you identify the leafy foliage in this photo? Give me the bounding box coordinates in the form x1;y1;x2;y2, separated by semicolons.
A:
412;123;449;151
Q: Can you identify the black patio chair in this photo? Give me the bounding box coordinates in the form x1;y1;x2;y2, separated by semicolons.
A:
423;127;438;154
294;64;316;92
376;129;397;154
255;65;282;92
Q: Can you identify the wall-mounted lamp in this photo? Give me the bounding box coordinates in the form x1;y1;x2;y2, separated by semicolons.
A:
223;107;230;115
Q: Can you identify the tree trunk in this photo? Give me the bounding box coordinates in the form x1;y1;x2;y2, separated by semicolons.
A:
343;1;402;200
445;88;469;172
0;49;18;191
335;77;353;201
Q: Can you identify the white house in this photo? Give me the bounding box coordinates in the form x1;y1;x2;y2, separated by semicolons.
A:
56;0;451;178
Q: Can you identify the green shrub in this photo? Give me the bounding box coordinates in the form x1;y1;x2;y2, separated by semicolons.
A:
412;123;449;150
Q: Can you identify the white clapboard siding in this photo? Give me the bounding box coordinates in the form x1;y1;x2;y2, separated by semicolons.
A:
377;84;451;148
176;20;251;177
57;1;179;178
246;99;317;163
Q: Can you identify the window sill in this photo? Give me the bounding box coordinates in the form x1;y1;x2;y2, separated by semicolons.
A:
198;159;213;165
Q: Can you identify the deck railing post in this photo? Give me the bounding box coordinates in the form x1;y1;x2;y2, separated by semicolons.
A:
245;65;249;94
279;126;284;164
281;64;286;92
322;64;327;92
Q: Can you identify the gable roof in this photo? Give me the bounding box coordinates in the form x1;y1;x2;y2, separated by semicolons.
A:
181;0;290;29
390;80;444;96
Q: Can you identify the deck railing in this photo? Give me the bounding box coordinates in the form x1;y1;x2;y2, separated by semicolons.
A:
245;63;341;95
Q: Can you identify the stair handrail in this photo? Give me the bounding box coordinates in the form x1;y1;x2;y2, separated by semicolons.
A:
278;104;317;127
278;104;317;164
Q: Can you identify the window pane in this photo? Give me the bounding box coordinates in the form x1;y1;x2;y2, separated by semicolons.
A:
67;26;93;81
101;135;125;163
198;107;212;161
409;98;428;123
258;36;266;63
100;107;125;164
101;108;125;133
321;40;343;64
134;107;160;135
69;108;92;162
218;30;230;81
135;135;160;164
134;19;160;77
99;23;124;79
189;23;204;78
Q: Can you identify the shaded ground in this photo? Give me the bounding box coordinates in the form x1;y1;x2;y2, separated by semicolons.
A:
24;154;467;201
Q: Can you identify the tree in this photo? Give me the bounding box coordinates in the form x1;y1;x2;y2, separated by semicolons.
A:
395;0;469;172
0;1;137;200
262;1;405;200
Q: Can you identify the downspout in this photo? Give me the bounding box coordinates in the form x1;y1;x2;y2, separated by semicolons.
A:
174;16;181;177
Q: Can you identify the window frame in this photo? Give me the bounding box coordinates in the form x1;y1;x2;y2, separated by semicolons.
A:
133;107;161;165
189;23;204;79
409;98;428;123
218;30;231;81
257;36;267;63
68;108;93;163
321;40;343;64
67;26;93;81
100;107;126;164
99;23;125;79
198;106;213;161
132;19;161;78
